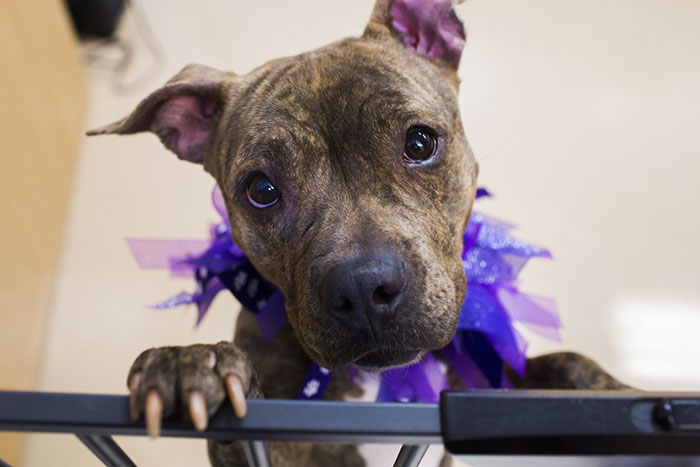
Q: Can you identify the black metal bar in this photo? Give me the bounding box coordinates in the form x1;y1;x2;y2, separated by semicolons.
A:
242;440;272;467
441;390;700;455
0;390;441;444
76;434;136;467
393;444;429;467
6;388;700;461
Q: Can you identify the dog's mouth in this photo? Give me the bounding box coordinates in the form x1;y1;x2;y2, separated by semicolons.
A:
351;347;424;371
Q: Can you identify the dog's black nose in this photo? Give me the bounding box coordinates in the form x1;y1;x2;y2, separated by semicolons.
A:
320;254;407;331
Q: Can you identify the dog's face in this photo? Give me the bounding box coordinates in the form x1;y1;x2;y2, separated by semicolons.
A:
90;0;478;371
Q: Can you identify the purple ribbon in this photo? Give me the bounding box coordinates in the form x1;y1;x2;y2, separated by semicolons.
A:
298;363;334;400
128;185;562;403
377;352;449;402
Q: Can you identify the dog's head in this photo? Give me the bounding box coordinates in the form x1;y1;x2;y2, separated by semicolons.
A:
90;0;478;371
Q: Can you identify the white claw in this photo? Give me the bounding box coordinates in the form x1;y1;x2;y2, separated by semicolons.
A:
129;372;141;393
225;374;247;418
206;351;216;369
129;373;142;421
145;390;162;439
188;391;208;432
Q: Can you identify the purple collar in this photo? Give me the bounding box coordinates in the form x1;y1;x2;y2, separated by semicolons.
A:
127;186;561;402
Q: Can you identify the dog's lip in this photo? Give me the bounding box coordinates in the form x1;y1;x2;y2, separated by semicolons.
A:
351;347;423;371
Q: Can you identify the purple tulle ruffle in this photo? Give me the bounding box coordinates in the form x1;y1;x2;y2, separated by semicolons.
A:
127;185;561;402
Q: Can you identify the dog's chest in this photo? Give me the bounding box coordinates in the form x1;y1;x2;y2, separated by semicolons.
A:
344;375;446;467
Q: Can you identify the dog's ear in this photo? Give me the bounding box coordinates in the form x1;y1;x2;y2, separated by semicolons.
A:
87;64;228;164
366;0;466;71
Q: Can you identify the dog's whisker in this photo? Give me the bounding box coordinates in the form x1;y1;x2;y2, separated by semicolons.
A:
475;147;504;166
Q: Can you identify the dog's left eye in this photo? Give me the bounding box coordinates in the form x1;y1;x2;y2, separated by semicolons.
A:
246;172;280;208
404;126;438;163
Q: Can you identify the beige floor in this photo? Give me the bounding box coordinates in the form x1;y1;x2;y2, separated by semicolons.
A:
22;0;700;466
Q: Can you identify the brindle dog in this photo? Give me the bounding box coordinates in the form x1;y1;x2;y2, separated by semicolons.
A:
89;0;626;465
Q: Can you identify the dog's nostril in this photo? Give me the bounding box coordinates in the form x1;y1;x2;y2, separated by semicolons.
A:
372;285;399;305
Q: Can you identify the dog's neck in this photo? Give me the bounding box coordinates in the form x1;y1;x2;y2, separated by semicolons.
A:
128;187;561;401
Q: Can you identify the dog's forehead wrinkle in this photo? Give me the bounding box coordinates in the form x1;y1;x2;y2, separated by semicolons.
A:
222;46;461;199
237;128;301;169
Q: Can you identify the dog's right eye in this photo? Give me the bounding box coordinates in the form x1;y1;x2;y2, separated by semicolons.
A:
246;172;279;208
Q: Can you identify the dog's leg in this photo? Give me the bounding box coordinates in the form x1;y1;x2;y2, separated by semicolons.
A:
207;440;313;467
205;310;366;466
208;441;365;467
128;310;366;466
510;351;629;390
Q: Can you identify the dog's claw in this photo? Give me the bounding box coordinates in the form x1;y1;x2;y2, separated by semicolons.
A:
128;372;141;392
225;374;247;418
188;391;208;431
145;390;162;439
130;398;140;422
129;373;142;421
206;351;216;369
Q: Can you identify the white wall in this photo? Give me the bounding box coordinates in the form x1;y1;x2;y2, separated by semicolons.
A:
24;1;700;465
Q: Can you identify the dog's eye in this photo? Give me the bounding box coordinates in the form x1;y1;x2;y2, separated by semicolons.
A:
404;127;438;163
246;172;279;208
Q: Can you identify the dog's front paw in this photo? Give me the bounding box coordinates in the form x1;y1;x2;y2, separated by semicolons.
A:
127;341;255;437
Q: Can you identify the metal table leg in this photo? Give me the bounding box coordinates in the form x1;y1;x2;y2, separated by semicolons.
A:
76;434;136;467
242;440;272;467
393;444;429;467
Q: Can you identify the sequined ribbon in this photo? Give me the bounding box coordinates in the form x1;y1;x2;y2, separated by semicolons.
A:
128;186;561;403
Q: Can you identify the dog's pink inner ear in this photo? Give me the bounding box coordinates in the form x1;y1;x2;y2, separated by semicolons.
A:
389;0;465;68
152;94;220;163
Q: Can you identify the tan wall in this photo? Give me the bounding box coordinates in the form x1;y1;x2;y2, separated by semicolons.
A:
0;0;85;464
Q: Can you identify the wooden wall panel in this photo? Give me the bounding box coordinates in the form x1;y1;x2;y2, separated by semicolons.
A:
0;0;86;464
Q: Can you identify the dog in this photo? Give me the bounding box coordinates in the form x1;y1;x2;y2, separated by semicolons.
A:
89;0;626;465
